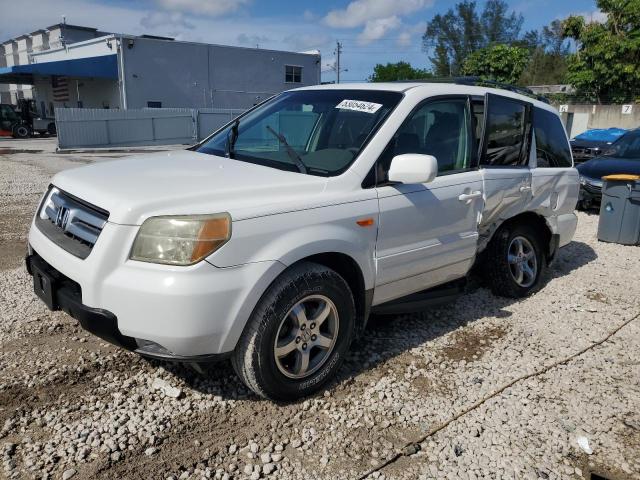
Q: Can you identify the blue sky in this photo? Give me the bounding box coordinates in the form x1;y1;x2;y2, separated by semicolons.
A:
1;0;603;82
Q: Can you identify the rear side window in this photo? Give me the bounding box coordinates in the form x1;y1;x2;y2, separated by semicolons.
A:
533;108;572;168
481;95;528;167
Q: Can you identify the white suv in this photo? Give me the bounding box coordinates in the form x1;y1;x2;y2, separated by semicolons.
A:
27;82;579;400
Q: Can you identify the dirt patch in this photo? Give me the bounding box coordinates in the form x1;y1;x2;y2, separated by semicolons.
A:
586;291;610;304
439;324;509;363
0;240;27;271
0;149;43;155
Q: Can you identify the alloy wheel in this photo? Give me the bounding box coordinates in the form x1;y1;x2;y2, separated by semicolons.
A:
507;236;538;288
273;295;339;379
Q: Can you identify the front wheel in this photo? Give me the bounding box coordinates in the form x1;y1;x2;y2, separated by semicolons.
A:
232;262;356;401
483;223;547;298
12;124;30;139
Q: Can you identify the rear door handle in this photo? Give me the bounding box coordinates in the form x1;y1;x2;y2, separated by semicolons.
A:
458;191;482;202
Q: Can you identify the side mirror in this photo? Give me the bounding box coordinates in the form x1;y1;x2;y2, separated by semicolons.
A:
388;154;438;184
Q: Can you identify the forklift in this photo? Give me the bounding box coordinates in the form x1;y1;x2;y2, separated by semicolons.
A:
0;103;29;138
0;100;56;139
17;99;57;136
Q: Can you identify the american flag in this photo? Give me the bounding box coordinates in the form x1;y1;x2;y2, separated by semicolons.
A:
51;76;69;102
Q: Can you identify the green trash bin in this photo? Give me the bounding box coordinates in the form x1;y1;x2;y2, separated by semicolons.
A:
597;174;640;245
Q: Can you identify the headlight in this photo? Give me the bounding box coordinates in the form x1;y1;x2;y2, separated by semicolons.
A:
579;176;603;188
130;213;231;265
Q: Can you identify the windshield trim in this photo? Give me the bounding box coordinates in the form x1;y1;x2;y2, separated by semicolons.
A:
193;89;406;177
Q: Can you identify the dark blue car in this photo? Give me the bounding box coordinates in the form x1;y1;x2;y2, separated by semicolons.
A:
576;129;640;209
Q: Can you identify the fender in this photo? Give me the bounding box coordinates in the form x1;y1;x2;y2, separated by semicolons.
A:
207;199;379;290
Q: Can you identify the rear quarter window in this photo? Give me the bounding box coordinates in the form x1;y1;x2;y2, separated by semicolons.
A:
533;108;572;168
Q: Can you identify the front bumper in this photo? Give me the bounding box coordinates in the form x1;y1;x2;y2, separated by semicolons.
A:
26;252;233;362
28;220;286;358
578;184;602;206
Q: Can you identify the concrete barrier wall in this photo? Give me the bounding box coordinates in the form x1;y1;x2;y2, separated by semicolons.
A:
56;107;245;149
552;103;640;138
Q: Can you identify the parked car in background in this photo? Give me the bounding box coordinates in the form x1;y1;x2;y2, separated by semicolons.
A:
577;128;640;209
26;82;578;400
570;128;627;163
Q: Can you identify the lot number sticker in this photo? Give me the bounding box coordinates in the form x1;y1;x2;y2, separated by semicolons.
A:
336;99;383;114
622;104;633;114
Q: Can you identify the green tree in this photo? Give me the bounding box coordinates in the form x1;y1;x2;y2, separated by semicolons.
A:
461;44;530;84
519;20;570;85
563;0;640;102
369;62;431;82
423;0;523;76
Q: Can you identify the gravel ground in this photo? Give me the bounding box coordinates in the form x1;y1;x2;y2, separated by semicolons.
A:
1;137;639;480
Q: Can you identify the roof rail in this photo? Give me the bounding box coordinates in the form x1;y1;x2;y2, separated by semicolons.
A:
393;76;550;104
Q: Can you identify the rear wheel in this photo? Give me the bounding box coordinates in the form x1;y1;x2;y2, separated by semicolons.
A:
483;223;547;298
232;262;355;401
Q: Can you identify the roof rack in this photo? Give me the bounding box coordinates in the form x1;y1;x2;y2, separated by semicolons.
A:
394;76;550;104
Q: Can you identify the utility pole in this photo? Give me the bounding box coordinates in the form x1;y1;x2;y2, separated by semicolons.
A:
335;41;342;84
326;41;347;84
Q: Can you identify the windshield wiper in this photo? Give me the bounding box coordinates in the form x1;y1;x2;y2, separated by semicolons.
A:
265;125;308;174
226;118;240;159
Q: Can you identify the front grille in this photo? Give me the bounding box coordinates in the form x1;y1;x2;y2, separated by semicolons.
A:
36;186;109;259
572;147;592;159
583;182;602;194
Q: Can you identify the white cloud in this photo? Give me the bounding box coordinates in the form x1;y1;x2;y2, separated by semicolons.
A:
303;10;317;21
395;22;425;47
357;16;401;45
154;0;251;17
324;0;433;28
396;31;412;47
283;33;331;52
577;9;608;23
140;11;195;31
237;33;271;47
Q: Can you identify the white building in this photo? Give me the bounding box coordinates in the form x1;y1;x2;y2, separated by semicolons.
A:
0;23;321;116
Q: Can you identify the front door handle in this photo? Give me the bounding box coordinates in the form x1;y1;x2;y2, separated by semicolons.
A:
458;191;482;202
519;185;532;192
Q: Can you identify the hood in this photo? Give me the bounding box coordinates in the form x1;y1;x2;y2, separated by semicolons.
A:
51;150;329;225
576;156;640;180
570;138;612;149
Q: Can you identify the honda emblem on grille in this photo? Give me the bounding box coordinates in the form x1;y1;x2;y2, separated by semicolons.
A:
55;207;70;230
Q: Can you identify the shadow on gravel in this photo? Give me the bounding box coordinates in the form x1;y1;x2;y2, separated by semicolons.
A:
156;240;597;403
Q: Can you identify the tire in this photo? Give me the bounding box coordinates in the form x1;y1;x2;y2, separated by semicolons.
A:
47;123;57;135
232;262;356;401
12;124;30;139
483;223;547;298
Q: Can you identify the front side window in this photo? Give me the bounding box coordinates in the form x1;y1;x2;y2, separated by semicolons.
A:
197;90;402;176
481;96;528;167
285;65;302;83
533;107;572;168
376;98;473;183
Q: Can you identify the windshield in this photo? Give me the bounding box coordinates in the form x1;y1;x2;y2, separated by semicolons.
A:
608;130;640;159
197;90;403;176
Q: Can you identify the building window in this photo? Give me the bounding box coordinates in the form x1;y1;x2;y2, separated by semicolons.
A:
285;65;302;83
147;101;162;108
